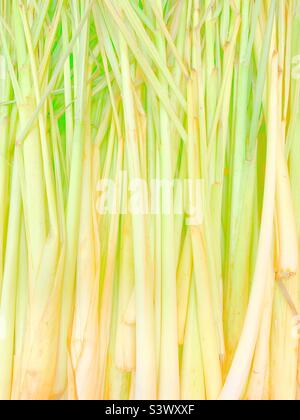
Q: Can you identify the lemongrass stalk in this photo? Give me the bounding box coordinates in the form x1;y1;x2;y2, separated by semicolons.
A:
248;0;276;159
99;42;123;144
123;290;136;327
223;165;256;371
15;246;64;400
221;122;235;287
101;0;187;142
145;90;156;183
55;1;90;397
130;1;156;33
13;4;63;399
144;89;160;344
188;2;227;361
32;0;50;48
269;90;299;401
98;143;123;399
180;281;205;400
16;0;94;147
19;0;60;280
92;3;122;88
118;0;186;109
135;0;162;383
204;0;218;134
263;358;271;400
174;154;188;264
177;232;193;345
152;0;180;400
286;3;300;156
283;1;293;122
50;103;68;212
277;0;285;79
224;1;273;371
246;257;274;400
106;357;132;401
12;221;28;397
207;16;241;362
220;0;231;47
129;372;136;401
105;212;135;400
0;90;10;298
1;0;300;402
220;51;278;400
289;5;300;400
61;9;74;170
147;1;189;79
70;77;101;400
209;31;237;233
119;34;156;400
275;122;298;279
190;223;223;400
224;0;253;369
208;16;241;170
105;271;131;401
187;1;224;362
96;133;118;293
0;1;12;297
187;77;222;400
0;152;22;400
12;0;47;280
38;1;64;84
270;280;299;400
297;358;300;401
154;136;162;373
134;85;148;181
115;215;136;373
286;77;300;148
170;2;190;265
244;0;261;65
169;0;185;40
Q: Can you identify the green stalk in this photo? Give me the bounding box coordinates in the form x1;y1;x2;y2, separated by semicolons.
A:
12;0;47;280
70;75;101;400
115;215;136;374
0;0;299;402
204;0;218;134
246;257;274;400
105;254;131;400
119;32;156;400
220;51;278;400
102;0;187;142
12;3;63;398
0;152;22;400
12;221;28;397
207;15;241;361
62;9;74;171
0;82;9;297
224;0;272;370
187;77;222;400
153;0;180;400
55;1;90;397
180;281;205;400
177;232;193;345
220;0;231;47
269;5;300;400
98;141;123;399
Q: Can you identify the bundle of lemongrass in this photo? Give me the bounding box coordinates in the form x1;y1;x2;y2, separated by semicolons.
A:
0;0;299;401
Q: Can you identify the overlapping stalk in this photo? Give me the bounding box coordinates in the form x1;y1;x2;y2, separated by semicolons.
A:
0;0;299;401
